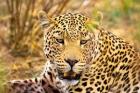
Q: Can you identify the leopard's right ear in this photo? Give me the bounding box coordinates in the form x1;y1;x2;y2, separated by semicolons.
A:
38;11;57;29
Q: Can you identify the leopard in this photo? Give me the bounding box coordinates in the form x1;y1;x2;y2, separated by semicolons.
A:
39;11;140;93
7;11;140;93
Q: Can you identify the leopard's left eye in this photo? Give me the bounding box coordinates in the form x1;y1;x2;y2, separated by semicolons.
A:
56;39;64;44
80;40;88;45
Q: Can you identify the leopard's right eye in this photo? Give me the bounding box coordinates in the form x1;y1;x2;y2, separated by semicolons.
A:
80;40;88;45
56;39;64;44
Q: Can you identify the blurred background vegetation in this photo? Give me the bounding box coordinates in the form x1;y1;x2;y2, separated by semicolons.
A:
0;0;140;92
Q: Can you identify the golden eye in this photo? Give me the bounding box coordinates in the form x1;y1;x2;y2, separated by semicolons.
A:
80;40;88;45
56;39;64;44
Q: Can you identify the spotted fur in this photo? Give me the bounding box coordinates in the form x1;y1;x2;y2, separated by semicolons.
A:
7;61;67;93
68;28;140;93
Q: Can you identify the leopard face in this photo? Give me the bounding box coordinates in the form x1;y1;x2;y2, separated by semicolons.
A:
39;12;95;83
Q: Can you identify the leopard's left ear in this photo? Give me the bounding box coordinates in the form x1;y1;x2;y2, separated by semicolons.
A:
38;11;57;29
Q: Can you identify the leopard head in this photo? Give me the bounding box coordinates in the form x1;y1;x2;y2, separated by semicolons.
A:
39;11;95;83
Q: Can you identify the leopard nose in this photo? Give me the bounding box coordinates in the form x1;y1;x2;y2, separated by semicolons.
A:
65;59;78;67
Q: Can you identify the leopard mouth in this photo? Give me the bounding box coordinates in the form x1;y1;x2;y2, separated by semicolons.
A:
58;71;82;80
